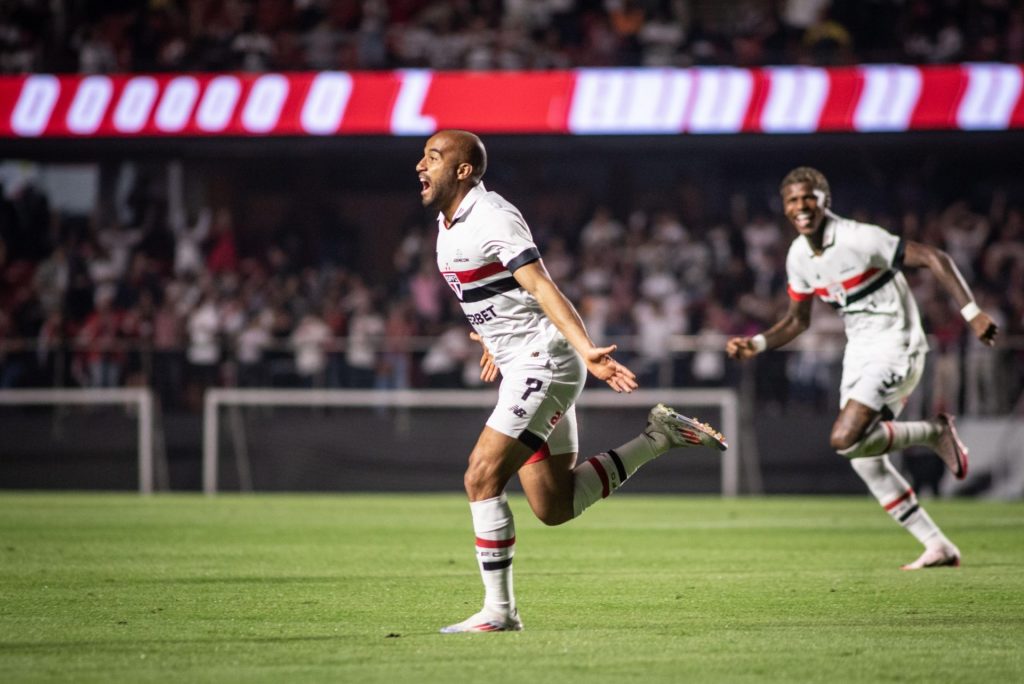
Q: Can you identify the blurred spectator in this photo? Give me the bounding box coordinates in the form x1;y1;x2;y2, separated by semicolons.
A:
291;307;333;387
580;205;625;251
691;302;730;386
376;300;416;389
923;298;965;415
231;17;275;70
73;291;123;388
801;4;853;65
633;296;680;386
409;259;444;325
185;291;221;403
345;297;384;388
0;151;1021;422
235;314;271;388
152;287;185;407
421;323;473;388
32;244;69;315
207;208;239;275
964;289;1008;415
3;0;1024;73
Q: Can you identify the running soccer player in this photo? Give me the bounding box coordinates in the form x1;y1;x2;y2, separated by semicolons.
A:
417;130;728;633
727;167;999;570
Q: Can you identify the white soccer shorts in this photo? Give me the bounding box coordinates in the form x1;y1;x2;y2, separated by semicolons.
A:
485;348;585;454
840;348;925;418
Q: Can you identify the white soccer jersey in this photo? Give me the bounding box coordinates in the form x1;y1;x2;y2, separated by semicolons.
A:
785;212;928;356
436;183;567;369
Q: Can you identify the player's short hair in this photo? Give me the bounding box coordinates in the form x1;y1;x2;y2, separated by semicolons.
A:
442;129;487;184
464;132;487;184
780;167;830;206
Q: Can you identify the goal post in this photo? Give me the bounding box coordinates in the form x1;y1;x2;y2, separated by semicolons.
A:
0;387;157;494
202;388;742;496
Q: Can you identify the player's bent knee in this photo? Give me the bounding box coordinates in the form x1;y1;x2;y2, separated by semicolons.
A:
463;462;503;500
834;433;875;458
830;427;862;453
535;506;573;527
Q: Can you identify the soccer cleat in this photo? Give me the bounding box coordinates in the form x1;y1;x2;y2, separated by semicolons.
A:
935;413;969;480
901;542;961;570
645;403;728;452
439;608;523;634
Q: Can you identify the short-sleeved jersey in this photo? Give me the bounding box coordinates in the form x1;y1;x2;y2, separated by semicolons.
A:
786;212;928;355
435;183;566;368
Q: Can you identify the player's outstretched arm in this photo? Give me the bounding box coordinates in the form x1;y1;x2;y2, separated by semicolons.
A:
469;331;499;382
903;241;999;346
580;345;638;393
512;260;638;393
726;297;812;361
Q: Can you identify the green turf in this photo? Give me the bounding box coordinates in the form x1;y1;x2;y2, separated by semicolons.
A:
1;493;1022;683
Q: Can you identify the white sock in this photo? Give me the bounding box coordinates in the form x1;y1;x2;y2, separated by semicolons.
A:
849;455;951;548
571;433;659;518
470;493;515;616
838;420;941;458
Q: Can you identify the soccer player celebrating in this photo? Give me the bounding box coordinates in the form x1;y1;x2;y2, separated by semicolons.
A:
727;167;999;570
417;130;728;633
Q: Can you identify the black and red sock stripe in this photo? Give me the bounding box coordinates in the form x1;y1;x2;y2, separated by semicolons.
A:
476;536;515;571
586;450;628;498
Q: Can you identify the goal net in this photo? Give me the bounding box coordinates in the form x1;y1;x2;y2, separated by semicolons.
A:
0;388;159;493
202;388;744;496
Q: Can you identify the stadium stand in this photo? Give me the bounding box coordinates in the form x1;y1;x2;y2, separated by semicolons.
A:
0;0;1022;74
0;0;1021;493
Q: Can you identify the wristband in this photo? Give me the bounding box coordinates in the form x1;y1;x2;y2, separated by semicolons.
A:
960;301;981;322
750;334;767;353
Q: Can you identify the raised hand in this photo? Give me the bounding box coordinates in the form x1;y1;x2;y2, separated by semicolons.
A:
968;311;999;347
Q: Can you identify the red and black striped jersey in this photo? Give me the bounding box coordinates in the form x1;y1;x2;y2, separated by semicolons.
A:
435;183;566;368
785;212;929;355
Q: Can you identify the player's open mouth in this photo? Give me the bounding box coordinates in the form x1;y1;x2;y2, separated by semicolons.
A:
794;212;814;228
419;177;431;195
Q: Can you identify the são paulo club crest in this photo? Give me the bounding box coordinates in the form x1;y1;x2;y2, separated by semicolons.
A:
826;281;847;307
443;272;463;299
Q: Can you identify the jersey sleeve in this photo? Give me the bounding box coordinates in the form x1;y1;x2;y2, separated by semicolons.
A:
785;246;814;301
479;206;541;273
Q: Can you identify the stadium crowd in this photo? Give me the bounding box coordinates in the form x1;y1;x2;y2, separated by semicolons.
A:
1;0;1023;74
0;157;1020;418
1;0;1021;415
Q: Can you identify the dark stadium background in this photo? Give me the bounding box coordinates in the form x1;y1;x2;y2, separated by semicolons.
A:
1;0;1021;497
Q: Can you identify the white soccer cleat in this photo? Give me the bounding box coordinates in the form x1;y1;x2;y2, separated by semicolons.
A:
645;403;728;452
901;542;961;570
439;608;523;634
935;413;969;480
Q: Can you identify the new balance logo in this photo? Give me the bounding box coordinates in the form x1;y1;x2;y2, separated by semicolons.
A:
509;405;528;418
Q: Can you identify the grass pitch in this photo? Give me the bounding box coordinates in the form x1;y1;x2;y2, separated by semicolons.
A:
1;493;1022;683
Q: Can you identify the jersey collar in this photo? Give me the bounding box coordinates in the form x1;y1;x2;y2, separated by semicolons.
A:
802;210;838;255
437;182;486;229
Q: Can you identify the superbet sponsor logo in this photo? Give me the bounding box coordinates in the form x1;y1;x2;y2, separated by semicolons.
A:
1;64;1022;138
465;305;498;326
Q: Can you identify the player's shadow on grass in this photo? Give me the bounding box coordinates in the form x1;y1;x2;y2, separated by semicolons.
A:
0;635;345;651
133;576;340;584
